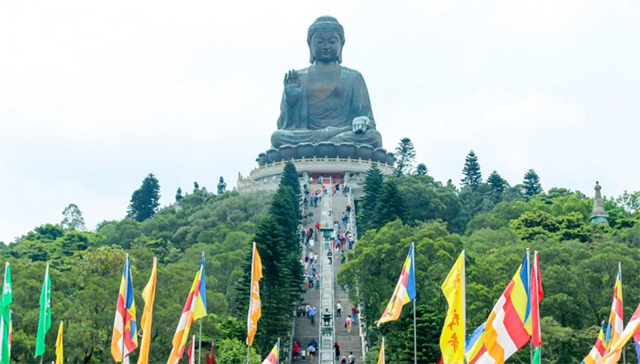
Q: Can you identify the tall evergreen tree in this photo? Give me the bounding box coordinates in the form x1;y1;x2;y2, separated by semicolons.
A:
415;163;428;176
461;150;482;190
394;137;417;177
237;217;292;355
280;161;301;197
127;173;160;222
358;164;384;231
487;170;506;194
523;169;543;196
175;187;183;202
371;180;407;229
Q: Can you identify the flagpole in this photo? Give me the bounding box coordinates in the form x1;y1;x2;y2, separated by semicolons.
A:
198;319;203;364
462;250;466;356
527;248;533;364
620;261;626;364
413;243;417;364
121;254;129;364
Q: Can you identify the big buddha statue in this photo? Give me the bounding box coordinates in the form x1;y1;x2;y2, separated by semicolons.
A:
270;16;383;150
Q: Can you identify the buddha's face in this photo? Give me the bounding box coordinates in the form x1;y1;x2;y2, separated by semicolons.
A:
310;30;342;63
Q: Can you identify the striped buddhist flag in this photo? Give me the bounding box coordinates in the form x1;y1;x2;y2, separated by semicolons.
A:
440;251;465;364
377;337;385;364
55;321;63;364
465;324;486;364
530;251;544;363
580;322;606;364
476;252;530;364
604;263;624;354
377;243;416;325
137;257;158;364
168;253;208;364
262;338;279;364
247;242;263;346
187;335;196;364
111;254;138;363
601;304;640;364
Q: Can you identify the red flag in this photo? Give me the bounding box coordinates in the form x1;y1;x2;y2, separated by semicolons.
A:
530;251;544;348
205;343;215;364
187;335;195;364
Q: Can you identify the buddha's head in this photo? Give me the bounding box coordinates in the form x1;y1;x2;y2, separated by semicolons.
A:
307;16;345;64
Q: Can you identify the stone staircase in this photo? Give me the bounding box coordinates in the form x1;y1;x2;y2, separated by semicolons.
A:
293;186;363;364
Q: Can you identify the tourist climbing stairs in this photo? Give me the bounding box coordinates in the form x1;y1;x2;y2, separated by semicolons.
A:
292;181;363;364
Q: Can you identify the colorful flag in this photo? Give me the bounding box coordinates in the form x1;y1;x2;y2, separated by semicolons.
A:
465;324;486;364
246;243;263;346
205;342;216;364
111;254;138;363
137;257;158;364
476;253;530;364
35;263;52;358
580;322;605;364
530;251;544;364
377;337;385;364
167;253;208;364
0;262;13;364
440;251;465;364
262;338;279;364
187;335;196;364
601;304;640;364
55;321;63;364
603;263;624;354
377;243;416;325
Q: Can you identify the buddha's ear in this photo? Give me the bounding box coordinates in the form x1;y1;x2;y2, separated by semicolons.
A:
337;40;345;64
309;49;315;64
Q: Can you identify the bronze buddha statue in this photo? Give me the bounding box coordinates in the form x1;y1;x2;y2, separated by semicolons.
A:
270;16;383;150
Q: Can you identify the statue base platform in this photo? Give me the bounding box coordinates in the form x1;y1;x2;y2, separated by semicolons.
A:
237;157;393;197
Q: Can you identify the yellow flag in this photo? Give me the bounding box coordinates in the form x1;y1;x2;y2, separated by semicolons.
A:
377;337;385;364
137;257;158;364
55;321;63;364
439;251;465;364
246;242;263;346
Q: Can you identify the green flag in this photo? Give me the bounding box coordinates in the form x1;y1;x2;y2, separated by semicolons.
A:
35;264;52;358
0;262;13;364
532;347;541;364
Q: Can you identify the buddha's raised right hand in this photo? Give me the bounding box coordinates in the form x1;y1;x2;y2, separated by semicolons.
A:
284;70;301;106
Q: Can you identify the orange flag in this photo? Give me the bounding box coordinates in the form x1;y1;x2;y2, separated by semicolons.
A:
246;242;263;346
137;257;158;364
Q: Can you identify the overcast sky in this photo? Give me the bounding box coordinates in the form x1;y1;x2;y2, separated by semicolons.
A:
1;1;639;243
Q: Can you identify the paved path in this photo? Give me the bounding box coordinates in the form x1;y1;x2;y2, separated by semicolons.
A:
292;188;362;364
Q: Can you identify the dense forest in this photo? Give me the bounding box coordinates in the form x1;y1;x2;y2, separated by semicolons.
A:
1;143;640;363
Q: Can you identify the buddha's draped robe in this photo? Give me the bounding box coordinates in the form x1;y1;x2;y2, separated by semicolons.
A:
271;66;382;148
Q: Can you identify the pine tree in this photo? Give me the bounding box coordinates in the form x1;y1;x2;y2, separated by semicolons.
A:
280;161;301;197
238;217;292;354
487;171;506;194
175;187;183;202
393;137;416;177
127;173;161;222
415;163;428;176
371;180;407;229
461;150;482;190
358;164;384;231
523;169;543;196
